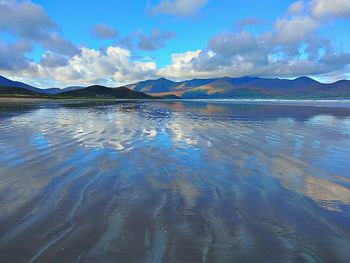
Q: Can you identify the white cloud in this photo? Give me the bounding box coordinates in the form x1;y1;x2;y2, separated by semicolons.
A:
0;0;79;72
0;0;56;40
311;0;350;19
274;16;319;44
1;0;350;88
0;40;32;71
158;44;350;81
0;46;158;88
158;50;202;79
51;47;157;86
40;52;68;68
157;12;350;81
152;0;208;16
42;32;79;56
288;1;305;15
155;0;350;81
154;0;350;81
209;31;257;57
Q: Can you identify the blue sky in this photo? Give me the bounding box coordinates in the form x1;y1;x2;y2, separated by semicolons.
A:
0;0;350;88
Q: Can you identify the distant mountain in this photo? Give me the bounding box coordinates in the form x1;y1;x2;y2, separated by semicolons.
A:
0;86;40;96
127;76;350;99
41;86;85;95
58;85;152;99
128;78;178;93
0;75;86;95
42;88;63;95
128;77;217;93
1;74;350;99
0;75;42;93
61;86;85;93
0;76;153;99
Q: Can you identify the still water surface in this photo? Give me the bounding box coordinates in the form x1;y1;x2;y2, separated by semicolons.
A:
0;100;350;263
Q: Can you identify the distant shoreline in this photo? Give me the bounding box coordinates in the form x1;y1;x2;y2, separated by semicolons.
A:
1;97;350;108
0;97;53;103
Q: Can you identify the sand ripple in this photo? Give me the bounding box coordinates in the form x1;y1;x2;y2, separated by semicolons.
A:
0;101;350;262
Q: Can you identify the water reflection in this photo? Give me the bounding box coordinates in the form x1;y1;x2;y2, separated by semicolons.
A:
0;101;350;262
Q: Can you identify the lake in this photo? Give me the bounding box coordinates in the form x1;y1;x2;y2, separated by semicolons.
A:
0;100;350;263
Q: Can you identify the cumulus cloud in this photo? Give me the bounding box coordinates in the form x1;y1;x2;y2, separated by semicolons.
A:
287;1;305;15
0;0;56;40
311;0;350;19
50;47;157;85
4;46;158;88
0;0;79;72
274;16;319;45
41;32;79;56
1;0;350;87
159;41;350;81
156;0;350;81
0;0;159;88
157;0;350;81
40;52;68;68
91;23;118;39
209;31;257;58
152;0;208;16
158;50;202;79
0;40;32;71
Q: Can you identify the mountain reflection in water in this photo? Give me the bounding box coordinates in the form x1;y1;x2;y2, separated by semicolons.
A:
0;100;350;263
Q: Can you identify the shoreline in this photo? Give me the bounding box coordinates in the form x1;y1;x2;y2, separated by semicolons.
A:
1;97;350;107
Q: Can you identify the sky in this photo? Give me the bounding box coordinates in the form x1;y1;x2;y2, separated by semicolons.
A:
0;0;350;88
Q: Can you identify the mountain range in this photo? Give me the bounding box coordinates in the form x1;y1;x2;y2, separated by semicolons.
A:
0;75;85;95
59;85;152;99
0;75;152;99
1;74;350;99
128;76;350;99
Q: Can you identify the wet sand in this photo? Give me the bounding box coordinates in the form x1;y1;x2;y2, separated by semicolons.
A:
0;101;350;262
0;97;52;103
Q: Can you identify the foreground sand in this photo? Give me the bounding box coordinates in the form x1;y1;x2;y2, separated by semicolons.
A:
0;101;350;262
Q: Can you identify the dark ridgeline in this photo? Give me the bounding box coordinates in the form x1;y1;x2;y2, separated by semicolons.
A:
0;86;39;96
129;76;350;99
1;74;350;99
0;75;40;92
58;85;153;99
0;75;84;95
0;75;154;99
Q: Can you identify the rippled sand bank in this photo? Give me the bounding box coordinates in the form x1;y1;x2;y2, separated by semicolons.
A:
0;101;350;262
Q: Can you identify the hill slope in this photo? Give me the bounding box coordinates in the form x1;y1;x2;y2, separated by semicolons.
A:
0;86;40;96
1;74;350;99
0;75;42;93
0;75;85;95
58;85;153;99
128;76;350;99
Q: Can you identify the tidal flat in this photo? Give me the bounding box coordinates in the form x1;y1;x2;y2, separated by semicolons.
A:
0;100;350;262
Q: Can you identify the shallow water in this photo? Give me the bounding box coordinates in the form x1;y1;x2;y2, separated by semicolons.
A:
0;100;350;263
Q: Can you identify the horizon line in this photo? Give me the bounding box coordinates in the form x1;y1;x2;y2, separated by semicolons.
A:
2;74;349;90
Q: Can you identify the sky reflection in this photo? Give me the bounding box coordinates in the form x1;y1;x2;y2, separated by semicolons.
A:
0;101;350;262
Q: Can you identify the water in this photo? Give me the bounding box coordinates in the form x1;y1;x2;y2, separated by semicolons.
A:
0;100;350;263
